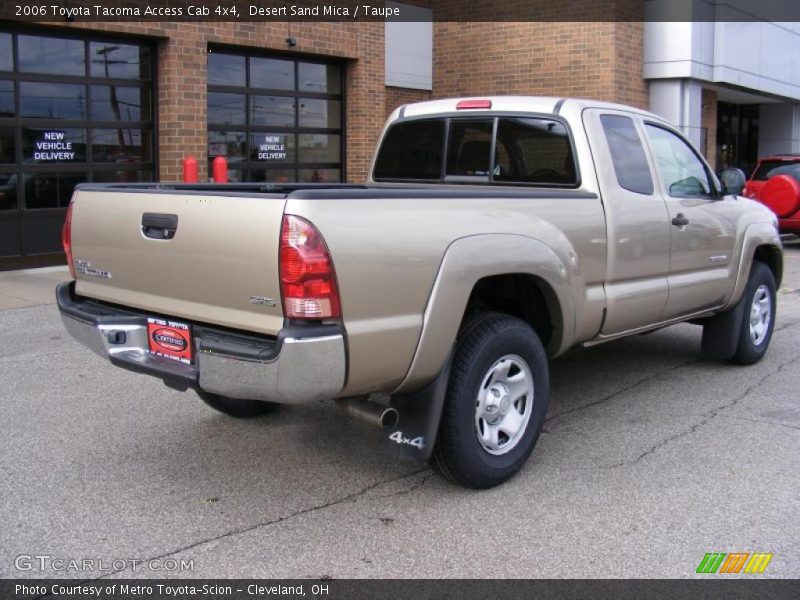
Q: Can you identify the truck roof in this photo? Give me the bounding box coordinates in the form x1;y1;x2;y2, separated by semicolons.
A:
394;96;665;122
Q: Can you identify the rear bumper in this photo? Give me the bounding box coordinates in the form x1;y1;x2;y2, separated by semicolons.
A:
56;282;346;404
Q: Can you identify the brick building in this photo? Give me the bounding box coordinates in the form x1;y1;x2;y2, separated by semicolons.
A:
1;0;799;268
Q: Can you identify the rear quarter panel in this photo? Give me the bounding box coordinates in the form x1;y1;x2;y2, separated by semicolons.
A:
286;193;607;395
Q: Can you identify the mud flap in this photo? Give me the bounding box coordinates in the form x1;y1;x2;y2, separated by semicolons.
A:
384;352;453;461
701;297;746;360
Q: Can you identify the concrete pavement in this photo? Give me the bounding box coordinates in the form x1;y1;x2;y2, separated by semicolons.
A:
1;245;798;579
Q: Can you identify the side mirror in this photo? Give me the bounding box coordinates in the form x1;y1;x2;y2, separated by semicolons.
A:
719;167;746;196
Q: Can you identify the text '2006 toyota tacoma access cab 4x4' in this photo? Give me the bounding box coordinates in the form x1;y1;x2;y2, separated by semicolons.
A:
57;97;783;488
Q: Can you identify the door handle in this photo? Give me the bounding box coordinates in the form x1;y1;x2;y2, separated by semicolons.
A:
141;213;178;239
671;213;690;227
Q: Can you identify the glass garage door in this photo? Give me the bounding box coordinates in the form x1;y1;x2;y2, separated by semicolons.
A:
207;48;344;184
0;29;155;266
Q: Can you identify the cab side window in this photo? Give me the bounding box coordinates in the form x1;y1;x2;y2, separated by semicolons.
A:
600;114;654;195
645;124;713;198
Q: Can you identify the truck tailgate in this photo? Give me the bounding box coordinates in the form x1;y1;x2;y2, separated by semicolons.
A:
70;189;285;335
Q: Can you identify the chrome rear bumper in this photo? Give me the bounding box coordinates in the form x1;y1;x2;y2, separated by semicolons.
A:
57;282;346;404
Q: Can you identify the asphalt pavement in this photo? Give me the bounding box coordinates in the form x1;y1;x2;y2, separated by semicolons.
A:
1;245;798;579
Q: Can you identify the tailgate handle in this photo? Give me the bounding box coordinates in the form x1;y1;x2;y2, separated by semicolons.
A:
141;213;178;240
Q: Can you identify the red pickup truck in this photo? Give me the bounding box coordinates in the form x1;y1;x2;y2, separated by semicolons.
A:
744;154;800;234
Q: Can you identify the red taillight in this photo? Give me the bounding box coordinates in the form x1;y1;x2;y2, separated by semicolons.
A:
62;201;75;278
456;99;492;110
279;215;341;319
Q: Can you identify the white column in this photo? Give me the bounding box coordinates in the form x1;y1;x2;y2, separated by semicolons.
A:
649;79;705;149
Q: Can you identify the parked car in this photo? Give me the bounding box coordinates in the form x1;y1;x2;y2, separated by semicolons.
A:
744;154;800;234
57;96;782;488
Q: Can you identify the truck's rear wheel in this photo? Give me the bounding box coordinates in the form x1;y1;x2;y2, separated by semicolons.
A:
431;314;549;489
730;261;776;365
195;390;279;418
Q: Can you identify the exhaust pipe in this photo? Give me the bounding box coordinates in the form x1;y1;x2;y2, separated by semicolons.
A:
337;397;399;429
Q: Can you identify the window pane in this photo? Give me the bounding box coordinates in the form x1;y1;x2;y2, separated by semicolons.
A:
250;132;295;162
250;57;294;90
599;115;653;195
20;82;86;120
90;43;150;79
91;128;151;163
446;120;493;177
208;131;246;163
24;172;86;209
23;128;87;163
207;93;245;124
299;98;341;128
250;95;295;127
298;133;340;163
373;120;444;180
645;124;712;197
0;126;16;163
18;35;85;76
298;63;341;94
0;172;18;210
91;86;149;121
494;118;576;184
0;80;14;117
92;168;153;183
250;169;296;183
0;33;11;71
208;53;245;86
299;168;340;183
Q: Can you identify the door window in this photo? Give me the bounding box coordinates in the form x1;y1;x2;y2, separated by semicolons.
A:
645;124;713;198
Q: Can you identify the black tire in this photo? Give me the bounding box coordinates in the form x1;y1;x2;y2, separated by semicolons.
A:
729;261;777;365
195;389;279;418
431;313;550;489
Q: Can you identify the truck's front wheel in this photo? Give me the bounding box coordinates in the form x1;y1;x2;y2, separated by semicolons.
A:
729;261;777;365
431;314;550;489
195;390;279;418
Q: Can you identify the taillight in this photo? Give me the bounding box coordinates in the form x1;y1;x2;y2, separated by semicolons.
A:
62;201;75;278
279;215;341;319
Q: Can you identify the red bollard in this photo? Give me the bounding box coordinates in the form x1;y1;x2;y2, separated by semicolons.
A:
212;156;228;183
182;156;198;183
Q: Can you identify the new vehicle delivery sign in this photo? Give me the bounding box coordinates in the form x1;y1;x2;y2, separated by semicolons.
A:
33;131;76;161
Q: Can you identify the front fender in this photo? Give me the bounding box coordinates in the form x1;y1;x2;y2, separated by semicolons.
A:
392;234;574;394
725;222;782;310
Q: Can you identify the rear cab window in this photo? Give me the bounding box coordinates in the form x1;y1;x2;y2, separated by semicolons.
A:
373;114;579;187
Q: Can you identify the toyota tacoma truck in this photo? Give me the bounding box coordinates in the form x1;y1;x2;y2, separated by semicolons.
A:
57;97;783;488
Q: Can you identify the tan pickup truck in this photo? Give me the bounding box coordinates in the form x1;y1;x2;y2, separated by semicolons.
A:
57;96;782;488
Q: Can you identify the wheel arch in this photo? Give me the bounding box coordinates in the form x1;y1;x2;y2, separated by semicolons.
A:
392;234;573;395
726;222;783;310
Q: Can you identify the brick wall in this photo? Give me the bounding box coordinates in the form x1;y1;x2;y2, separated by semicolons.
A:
34;8;655;183
42;20;386;182
385;86;432;118
701;88;718;170
432;0;648;109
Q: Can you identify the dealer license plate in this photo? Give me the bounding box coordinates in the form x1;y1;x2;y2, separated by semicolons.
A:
147;317;193;364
